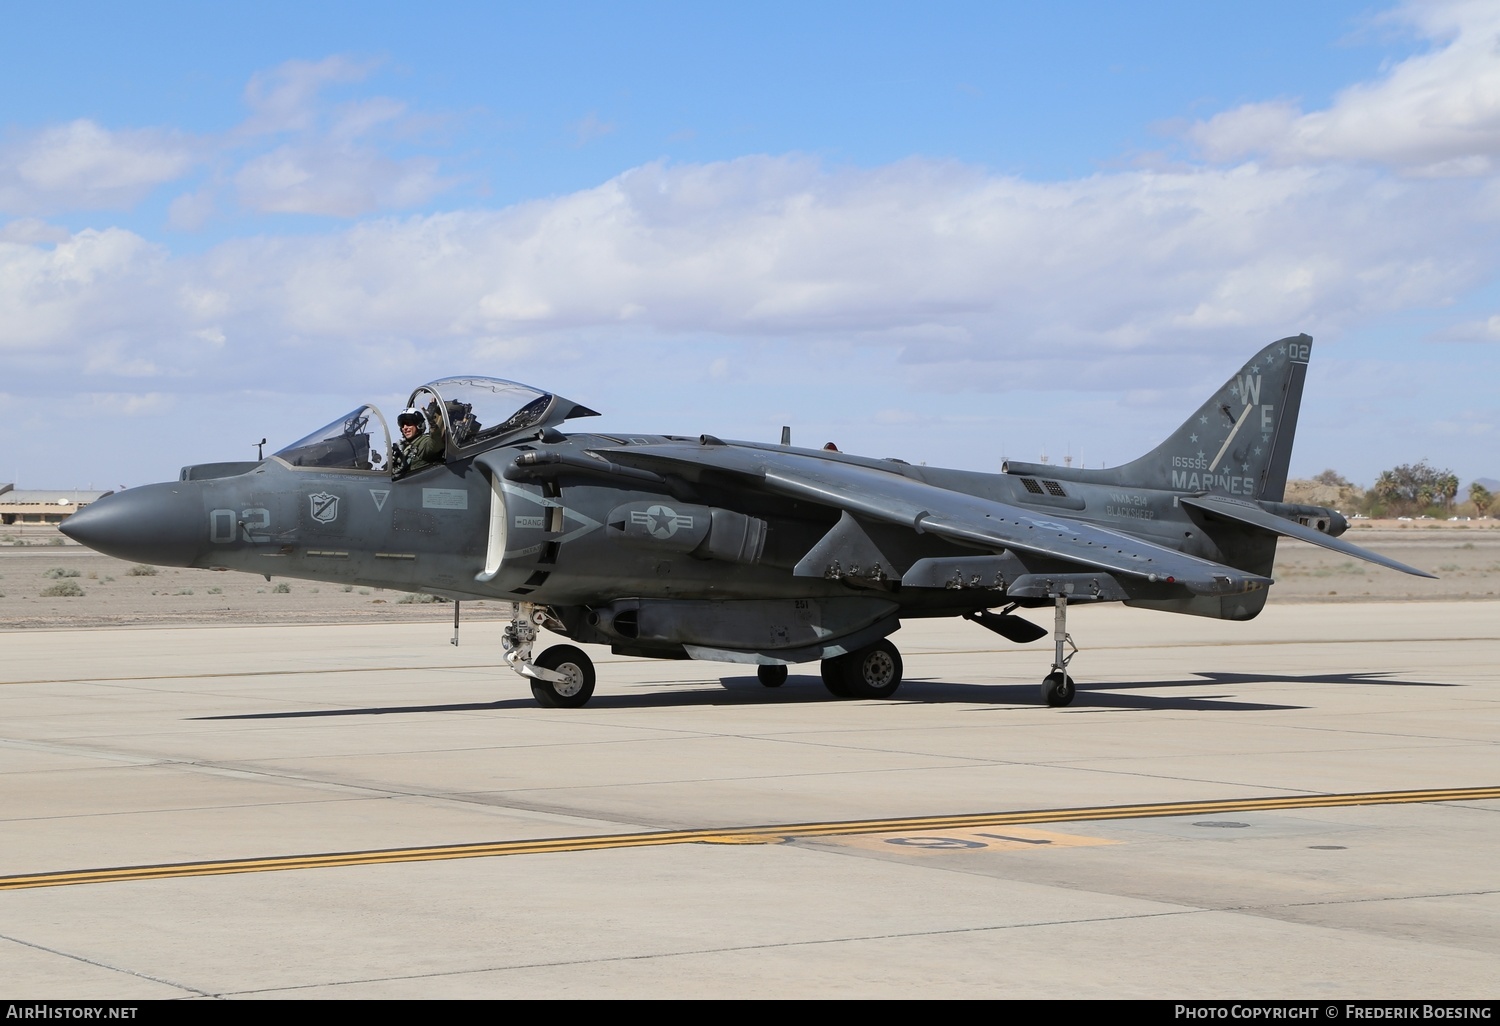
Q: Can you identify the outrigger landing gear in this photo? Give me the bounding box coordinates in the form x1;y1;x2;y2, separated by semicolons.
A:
503;602;597;708
1042;595;1078;707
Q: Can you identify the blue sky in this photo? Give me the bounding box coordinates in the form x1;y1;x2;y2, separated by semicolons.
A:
2;1;1497;490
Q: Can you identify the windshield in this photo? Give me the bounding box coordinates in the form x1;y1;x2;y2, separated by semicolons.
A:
274;405;391;471
412;378;555;450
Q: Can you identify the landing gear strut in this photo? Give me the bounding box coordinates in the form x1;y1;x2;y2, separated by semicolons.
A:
1042;595;1077;707
503;602;597;708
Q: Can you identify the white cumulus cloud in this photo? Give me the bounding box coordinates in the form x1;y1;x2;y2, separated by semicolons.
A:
0;120;199;214
0;228;169;351
0;57;453;223
3;154;1494;398
239;55;381;136
234;144;446;217
1191;0;1500;174
229;66;453;217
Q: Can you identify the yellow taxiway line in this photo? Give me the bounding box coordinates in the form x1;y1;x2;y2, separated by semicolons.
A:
4;785;1496;891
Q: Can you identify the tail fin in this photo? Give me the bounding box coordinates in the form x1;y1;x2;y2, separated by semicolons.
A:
1001;335;1312;501
992;334;1315;620
1117;333;1310;502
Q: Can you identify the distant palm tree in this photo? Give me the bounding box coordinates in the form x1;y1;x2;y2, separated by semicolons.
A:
1371;470;1401;515
1471;483;1494;518
1438;473;1459;510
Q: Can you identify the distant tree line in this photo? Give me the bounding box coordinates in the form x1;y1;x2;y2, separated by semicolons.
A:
1372;460;1460;516
1289;462;1492;518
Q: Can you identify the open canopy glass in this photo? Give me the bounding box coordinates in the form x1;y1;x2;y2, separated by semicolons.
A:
273;377;599;475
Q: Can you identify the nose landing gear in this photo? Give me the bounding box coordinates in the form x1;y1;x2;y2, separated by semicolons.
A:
503;602;598;708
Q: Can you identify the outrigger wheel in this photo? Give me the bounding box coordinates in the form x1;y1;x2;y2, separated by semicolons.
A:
531;644;596;708
821;659;850;698
1041;594;1079;707
1042;671;1075;707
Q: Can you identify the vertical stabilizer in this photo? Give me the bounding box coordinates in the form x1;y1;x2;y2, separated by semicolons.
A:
1114;334;1311;503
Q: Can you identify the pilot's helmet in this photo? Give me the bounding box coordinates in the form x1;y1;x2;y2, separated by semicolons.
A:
396;407;425;431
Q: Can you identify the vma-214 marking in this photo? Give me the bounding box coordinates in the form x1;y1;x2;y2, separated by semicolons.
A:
62;335;1433;708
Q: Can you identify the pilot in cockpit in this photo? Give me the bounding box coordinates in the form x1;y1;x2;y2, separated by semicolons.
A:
391;403;446;479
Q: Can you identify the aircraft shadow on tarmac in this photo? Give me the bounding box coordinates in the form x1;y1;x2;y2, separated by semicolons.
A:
192;669;1451;720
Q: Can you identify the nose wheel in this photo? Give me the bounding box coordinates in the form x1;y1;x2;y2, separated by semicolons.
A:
530;644;596;708
503;603;598;708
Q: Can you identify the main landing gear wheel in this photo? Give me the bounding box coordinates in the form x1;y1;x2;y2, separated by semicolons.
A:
1042;671;1075;707
530;645;596;708
821;659;851;698
757;664;788;688
822;639;904;699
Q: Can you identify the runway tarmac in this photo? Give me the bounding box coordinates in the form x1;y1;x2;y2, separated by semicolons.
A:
2;600;1497;998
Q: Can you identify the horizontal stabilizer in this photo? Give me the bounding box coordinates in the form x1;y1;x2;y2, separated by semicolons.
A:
1181;495;1436;579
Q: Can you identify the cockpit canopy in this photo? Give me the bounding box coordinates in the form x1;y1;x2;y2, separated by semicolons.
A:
275;404;390;471
405;377;598;454
273;377;599;473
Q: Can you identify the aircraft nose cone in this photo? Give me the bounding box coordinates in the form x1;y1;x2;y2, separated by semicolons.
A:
59;483;204;567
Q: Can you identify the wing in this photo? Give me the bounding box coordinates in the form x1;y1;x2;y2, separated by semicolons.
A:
598;441;1271;596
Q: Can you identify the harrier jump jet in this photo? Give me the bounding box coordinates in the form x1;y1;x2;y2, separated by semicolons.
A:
62;334;1431;708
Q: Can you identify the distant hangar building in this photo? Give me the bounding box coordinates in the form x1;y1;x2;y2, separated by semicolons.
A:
0;485;115;525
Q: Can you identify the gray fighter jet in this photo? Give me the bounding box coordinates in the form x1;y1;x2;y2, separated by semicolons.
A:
62;334;1432;708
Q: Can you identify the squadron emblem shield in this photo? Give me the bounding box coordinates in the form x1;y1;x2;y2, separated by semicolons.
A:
309;491;340;524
